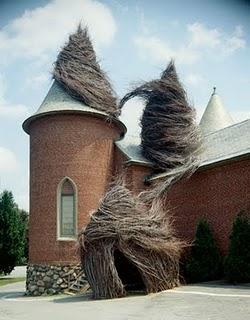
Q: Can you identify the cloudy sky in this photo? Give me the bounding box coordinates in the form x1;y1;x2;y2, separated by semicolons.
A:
0;0;249;210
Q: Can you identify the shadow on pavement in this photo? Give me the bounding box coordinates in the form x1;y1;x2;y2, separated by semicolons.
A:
188;281;250;291
0;291;25;299
53;291;146;304
53;292;93;303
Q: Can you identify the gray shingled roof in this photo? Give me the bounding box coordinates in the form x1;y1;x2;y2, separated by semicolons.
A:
116;135;151;166
116;119;250;169
201;119;250;167
23;80;126;134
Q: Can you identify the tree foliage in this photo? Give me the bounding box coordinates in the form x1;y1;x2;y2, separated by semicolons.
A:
0;191;26;274
185;219;222;283
18;209;29;264
224;211;250;283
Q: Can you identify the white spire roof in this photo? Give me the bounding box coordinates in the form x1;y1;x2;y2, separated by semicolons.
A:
199;87;234;135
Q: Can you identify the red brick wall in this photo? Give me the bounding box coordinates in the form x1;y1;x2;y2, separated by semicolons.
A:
127;159;250;255
126;164;151;192
29;111;249;265
29;114;122;264
112;146;127;177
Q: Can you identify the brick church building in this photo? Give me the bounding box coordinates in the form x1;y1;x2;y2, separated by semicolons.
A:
23;78;250;295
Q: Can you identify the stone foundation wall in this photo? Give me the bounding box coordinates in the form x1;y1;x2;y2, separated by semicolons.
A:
26;264;82;296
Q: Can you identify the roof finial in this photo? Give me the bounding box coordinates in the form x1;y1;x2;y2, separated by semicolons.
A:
213;86;216;95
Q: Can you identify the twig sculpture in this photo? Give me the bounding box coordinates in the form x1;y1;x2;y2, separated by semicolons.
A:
79;181;184;299
120;60;201;200
53;25;120;117
62;24;201;299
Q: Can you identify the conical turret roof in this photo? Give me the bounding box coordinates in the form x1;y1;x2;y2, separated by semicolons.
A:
22;80;126;134
199;88;234;135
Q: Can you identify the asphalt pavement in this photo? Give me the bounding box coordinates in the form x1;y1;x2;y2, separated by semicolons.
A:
1;267;26;279
0;281;249;320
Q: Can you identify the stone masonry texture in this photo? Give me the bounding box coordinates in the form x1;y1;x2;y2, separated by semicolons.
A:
26;263;82;296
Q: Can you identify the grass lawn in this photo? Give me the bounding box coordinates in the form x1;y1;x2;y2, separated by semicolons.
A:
0;277;26;287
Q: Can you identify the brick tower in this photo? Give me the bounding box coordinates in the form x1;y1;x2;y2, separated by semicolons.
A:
23;80;126;295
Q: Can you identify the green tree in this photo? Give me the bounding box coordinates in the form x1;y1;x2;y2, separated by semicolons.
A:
18;209;29;264
0;191;26;274
185;219;222;283
224;212;250;283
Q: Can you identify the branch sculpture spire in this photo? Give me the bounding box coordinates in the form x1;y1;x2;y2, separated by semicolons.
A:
53;25;120;117
120;60;201;176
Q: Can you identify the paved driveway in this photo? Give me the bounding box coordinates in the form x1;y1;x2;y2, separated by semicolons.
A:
1;266;26;279
0;281;249;320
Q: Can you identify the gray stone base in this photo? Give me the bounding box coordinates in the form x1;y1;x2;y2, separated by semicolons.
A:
26;264;82;296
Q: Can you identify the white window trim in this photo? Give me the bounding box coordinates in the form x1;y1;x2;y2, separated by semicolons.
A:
57;176;78;241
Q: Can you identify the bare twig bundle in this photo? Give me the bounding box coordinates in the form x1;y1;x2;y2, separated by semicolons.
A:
79;181;184;299
120;60;201;188
53;25;120;117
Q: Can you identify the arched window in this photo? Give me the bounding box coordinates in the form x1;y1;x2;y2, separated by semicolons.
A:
58;178;77;239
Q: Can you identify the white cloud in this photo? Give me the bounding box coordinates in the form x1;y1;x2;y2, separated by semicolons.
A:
224;34;245;55
0;73;6;94
185;73;205;87
170;19;180;28
135;36;199;65
25;73;50;89
188;23;220;48
15;192;29;211
120;98;144;135
194;105;205;122
135;36;173;63
0;0;116;62
188;22;246;55
0;74;29;118
14;173;29;211
135;22;245;65
0;103;29;118
0;147;18;173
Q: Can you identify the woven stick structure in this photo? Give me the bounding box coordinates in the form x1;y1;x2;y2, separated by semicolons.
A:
79;61;201;299
53;25;120;117
79;181;184;299
120;60;201;177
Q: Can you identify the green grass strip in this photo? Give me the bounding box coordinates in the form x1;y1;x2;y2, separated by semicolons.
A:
0;277;26;287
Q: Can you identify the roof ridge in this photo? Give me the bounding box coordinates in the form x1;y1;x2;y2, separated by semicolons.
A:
205;118;250;137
